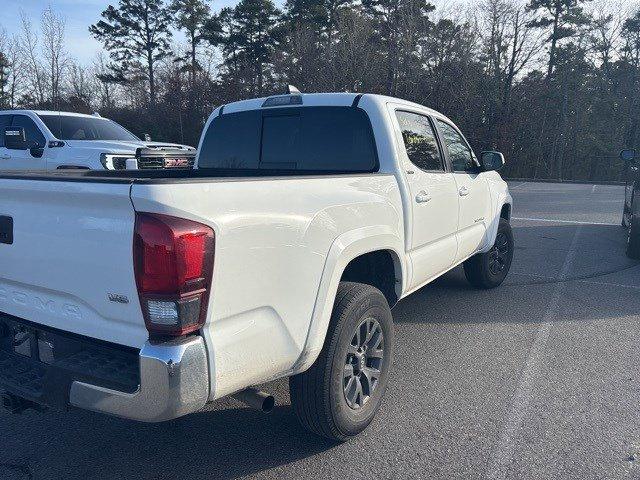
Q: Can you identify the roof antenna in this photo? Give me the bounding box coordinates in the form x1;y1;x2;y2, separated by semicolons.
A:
286;85;301;95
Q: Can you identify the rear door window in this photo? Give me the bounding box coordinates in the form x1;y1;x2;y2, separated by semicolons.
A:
395;111;444;171
199;106;378;173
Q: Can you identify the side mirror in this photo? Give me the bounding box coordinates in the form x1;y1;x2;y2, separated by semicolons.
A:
143;133;152;142
4;127;27;150
481;151;505;171
620;149;636;164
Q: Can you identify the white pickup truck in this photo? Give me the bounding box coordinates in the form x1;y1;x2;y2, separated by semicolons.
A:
0;110;195;170
0;93;513;440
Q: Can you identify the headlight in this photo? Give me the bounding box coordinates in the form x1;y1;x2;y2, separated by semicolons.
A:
100;153;137;170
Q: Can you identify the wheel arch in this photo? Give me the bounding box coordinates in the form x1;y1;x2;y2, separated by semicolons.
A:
291;226;405;374
500;203;511;221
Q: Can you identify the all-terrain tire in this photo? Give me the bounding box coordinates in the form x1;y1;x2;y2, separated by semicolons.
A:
289;282;394;441
464;218;514;289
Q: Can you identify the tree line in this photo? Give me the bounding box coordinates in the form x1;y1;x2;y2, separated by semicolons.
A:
0;0;639;181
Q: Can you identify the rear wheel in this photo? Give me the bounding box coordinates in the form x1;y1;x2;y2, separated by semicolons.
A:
289;282;394;441
464;218;514;289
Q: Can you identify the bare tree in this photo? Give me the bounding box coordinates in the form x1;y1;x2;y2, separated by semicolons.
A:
41;6;67;105
19;11;47;105
479;0;544;147
93;52;117;109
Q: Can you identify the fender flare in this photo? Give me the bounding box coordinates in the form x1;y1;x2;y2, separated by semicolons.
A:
480;192;513;253
291;225;405;374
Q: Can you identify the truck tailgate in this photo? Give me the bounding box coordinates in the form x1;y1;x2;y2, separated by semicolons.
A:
0;179;147;348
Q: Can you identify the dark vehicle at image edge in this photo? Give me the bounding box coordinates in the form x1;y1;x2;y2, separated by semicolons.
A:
622;149;640;259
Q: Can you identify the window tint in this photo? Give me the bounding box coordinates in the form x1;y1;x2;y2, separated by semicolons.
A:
12;115;46;148
0;115;11;148
395;111;443;171
199;110;261;169
199;107;378;172
437;120;475;172
38;114;140;142
261;115;300;168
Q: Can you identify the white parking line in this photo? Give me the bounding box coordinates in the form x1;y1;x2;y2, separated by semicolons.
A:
486;225;583;480
512;216;618;226
511;271;640;290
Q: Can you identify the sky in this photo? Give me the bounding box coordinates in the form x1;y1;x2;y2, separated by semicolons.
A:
0;0;244;64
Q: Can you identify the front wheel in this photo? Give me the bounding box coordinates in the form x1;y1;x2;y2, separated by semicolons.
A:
464;218;514;289
289;282;394;441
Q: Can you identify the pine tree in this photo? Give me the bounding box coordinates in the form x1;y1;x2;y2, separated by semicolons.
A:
525;0;591;79
170;0;211;84
90;0;172;105
211;0;282;96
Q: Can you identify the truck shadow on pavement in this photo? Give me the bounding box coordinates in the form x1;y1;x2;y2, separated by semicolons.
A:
1;400;333;480
393;222;640;326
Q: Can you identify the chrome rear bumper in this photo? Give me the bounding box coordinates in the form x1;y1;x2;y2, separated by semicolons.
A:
70;335;209;422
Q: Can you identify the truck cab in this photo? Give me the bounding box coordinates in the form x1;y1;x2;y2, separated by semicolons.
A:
0;110;195;171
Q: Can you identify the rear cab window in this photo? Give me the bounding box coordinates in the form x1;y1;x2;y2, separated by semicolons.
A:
198;106;378;173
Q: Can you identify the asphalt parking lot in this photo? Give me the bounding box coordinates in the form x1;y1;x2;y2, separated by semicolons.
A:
1;180;639;480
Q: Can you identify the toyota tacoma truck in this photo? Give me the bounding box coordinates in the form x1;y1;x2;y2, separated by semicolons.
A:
0;110;195;170
0;93;513;441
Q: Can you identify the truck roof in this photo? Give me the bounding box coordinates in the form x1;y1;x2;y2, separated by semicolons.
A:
0;110;107;119
220;92;447;120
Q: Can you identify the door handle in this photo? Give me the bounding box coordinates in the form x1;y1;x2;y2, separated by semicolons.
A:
0;155;10;160
416;191;431;203
459;186;469;196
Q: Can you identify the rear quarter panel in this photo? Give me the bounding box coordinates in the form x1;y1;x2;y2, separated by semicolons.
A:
130;174;404;399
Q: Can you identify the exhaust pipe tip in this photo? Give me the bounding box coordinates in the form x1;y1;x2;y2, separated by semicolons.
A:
261;394;275;413
232;388;275;413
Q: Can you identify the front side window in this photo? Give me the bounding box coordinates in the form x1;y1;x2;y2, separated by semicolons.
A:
38;115;140;142
12;115;46;148
395;111;443;171
198;107;378;173
437;120;476;172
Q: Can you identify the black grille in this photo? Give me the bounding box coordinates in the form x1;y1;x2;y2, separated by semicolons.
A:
137;147;196;170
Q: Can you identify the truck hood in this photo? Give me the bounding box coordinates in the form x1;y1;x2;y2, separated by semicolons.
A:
64;140;194;153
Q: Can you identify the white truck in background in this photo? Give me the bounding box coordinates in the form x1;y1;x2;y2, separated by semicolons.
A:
0;110;195;170
0;93;513;441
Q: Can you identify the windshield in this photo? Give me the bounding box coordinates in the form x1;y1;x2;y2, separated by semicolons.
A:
38;114;140;142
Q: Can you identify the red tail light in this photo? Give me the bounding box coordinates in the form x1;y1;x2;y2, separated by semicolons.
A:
134;213;214;336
